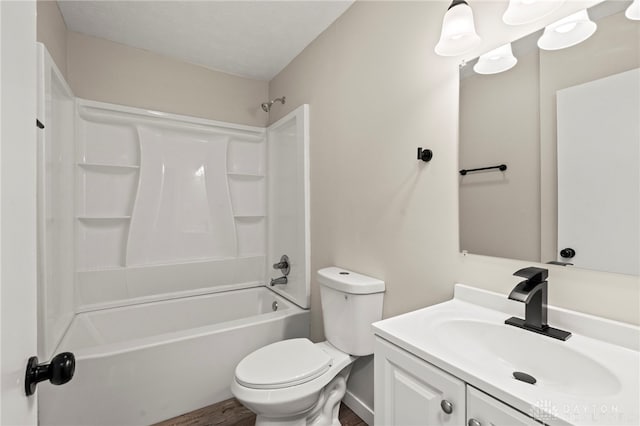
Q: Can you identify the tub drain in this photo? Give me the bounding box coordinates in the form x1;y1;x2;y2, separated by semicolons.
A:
272;301;278;311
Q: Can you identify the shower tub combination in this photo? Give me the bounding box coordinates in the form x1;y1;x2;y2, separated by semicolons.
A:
40;288;309;426
37;45;311;425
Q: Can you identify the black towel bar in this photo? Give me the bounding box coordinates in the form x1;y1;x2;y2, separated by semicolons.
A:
459;164;507;175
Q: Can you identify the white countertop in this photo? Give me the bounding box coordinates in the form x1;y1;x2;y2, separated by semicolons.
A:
372;284;640;426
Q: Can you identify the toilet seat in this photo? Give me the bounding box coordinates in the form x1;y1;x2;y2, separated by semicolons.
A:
235;338;333;390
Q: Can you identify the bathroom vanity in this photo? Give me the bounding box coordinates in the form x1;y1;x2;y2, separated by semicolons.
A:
372;285;639;426
374;338;538;426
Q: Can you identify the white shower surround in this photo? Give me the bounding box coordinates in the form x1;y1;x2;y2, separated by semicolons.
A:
37;43;311;424
71;99;310;312
74;99;270;310
37;43;76;361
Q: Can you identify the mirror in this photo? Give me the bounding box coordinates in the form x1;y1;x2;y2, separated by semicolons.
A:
459;0;639;276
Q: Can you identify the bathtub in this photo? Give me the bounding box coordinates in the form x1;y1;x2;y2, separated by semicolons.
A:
39;287;309;426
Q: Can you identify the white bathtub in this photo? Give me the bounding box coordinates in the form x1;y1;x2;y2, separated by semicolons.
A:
39;287;309;426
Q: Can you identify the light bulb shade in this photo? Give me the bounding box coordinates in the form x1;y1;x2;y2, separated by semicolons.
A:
503;0;566;25
537;10;597;51
435;0;481;57
473;43;518;74
626;0;640;20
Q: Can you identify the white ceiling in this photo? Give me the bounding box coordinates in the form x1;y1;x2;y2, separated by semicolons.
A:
58;1;354;81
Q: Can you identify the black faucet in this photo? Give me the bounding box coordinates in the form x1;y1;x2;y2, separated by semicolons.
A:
505;267;571;341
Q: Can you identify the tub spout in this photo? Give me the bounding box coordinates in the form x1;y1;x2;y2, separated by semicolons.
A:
270;276;288;286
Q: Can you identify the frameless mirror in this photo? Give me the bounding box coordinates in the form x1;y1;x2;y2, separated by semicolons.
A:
459;0;639;276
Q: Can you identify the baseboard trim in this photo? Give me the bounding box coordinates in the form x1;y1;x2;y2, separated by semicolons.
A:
343;390;374;425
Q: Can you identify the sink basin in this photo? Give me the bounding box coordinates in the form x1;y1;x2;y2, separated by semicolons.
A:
373;284;640;426
433;319;621;397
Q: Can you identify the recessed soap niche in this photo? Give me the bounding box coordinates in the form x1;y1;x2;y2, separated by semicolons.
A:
75;101;267;308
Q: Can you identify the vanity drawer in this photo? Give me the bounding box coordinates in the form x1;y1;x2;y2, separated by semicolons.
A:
467;386;542;426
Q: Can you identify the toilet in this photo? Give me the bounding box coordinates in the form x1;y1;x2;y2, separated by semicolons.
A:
231;266;385;426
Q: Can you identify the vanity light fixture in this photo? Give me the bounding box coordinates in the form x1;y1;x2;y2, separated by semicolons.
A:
435;0;481;57
626;0;640;20
473;43;518;74
503;0;565;26
537;9;597;51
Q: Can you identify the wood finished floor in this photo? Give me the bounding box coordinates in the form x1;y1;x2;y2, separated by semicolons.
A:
154;397;367;426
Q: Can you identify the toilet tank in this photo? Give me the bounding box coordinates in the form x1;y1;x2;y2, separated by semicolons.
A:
317;267;385;356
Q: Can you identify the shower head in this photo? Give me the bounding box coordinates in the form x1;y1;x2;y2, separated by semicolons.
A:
260;96;286;112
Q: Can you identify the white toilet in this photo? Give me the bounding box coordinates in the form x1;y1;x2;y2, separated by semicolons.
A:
231;266;385;426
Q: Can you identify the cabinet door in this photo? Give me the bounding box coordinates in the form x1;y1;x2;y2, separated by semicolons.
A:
374;338;465;426
467;387;541;426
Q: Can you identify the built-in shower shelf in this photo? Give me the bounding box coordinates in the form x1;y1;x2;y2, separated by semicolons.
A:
78;162;140;171
77;266;125;273
234;215;265;219
227;172;264;178
77;216;132;221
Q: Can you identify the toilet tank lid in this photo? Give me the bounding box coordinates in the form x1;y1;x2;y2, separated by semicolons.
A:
317;267;385;294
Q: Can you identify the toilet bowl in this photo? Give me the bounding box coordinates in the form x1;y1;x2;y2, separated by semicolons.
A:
231;340;355;425
231;267;385;426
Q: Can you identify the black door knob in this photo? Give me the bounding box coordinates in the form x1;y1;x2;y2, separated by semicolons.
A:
560;248;576;259
25;352;75;396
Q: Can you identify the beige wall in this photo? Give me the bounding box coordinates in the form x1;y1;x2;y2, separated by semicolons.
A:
37;0;67;77
67;31;268;126
459;48;540;262
269;0;639;410
270;0;638;340
36;2;268;126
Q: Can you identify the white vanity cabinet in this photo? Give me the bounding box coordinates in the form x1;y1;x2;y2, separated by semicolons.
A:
374;337;542;426
374;337;465;426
